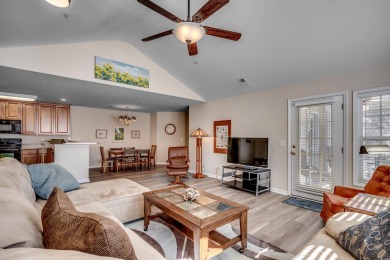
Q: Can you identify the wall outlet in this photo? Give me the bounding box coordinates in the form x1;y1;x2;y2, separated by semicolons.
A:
279;140;286;147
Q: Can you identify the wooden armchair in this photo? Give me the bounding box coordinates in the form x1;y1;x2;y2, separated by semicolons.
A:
166;146;190;184
150;145;157;168
320;165;390;222
99;146;114;173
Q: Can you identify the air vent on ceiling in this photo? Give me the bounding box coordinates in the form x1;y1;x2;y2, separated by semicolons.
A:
236;78;250;87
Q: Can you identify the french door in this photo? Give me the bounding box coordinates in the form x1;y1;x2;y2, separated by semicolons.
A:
289;94;345;201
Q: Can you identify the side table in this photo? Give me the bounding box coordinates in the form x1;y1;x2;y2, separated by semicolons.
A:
343;193;390;216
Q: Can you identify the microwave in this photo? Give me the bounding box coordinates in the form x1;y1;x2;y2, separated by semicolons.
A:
0;120;21;134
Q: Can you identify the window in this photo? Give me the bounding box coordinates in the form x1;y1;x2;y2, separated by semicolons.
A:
353;86;390;186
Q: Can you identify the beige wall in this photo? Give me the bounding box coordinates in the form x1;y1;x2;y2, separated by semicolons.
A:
70;106;151;167
189;64;390;194
155;112;186;164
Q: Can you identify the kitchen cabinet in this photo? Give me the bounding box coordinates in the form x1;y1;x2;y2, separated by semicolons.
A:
38;103;70;136
22;148;54;165
22;102;38;135
38;103;55;135
0;100;22;119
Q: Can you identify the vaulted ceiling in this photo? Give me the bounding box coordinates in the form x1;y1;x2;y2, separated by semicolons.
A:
0;0;390;111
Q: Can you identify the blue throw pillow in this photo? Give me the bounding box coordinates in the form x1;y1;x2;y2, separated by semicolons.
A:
337;208;390;259
26;163;80;199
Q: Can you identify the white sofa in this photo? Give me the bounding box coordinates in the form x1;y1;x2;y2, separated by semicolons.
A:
0;157;165;260
293;211;372;259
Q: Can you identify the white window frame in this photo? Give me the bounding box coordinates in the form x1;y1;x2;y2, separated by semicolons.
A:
353;86;390;186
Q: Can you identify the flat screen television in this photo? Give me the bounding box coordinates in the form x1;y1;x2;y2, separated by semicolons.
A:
227;137;268;167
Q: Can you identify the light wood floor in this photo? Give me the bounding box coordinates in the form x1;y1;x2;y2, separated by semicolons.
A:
90;165;324;255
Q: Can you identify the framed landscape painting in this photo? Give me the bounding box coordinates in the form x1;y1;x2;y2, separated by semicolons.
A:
214;120;231;154
113;126;125;142
95;56;149;88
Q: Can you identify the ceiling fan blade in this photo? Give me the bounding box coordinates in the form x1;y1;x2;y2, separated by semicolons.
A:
203;26;241;41
187;42;198;56
142;30;173;42
192;0;229;23
137;0;183;23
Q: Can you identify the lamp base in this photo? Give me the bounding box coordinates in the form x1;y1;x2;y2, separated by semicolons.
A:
193;173;205;179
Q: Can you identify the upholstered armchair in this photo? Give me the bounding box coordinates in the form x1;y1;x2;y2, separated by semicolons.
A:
320;165;390;222
166;146;190;184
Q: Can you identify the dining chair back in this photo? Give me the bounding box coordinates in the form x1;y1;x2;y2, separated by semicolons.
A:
122;149;139;172
150;145;157;168
138;149;151;170
99;146;114;173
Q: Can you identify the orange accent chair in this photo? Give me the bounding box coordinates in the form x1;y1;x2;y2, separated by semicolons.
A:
320;165;390;222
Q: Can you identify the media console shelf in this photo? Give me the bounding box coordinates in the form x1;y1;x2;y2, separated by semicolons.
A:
221;165;271;196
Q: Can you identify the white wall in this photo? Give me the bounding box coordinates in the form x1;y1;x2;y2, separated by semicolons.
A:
70;106;150;167
155;112;186;164
0;41;204;101
189;64;390;194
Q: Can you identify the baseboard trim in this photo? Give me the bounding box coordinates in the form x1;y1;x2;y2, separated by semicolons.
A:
271;188;289;195
78;178;90;183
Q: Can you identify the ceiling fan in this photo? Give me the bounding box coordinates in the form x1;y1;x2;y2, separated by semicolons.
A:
138;0;241;56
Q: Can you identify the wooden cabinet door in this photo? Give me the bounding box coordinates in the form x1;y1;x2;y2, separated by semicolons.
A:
38;104;55;135
21;149;38;165
0;100;5;119
5;101;22;119
22;102;38;135
55;105;70;135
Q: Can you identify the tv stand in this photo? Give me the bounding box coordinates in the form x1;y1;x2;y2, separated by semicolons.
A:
221;165;271;196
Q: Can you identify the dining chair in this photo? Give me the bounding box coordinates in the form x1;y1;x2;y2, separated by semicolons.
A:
109;148;125;172
122;149;139;172
150;145;157;168
138;149;151;170
99;146;114;173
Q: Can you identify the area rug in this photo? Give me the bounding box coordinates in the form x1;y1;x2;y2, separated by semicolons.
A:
125;218;294;260
282;197;322;212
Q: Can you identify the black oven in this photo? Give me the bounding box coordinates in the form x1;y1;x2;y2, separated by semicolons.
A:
0;138;22;161
0;120;21;134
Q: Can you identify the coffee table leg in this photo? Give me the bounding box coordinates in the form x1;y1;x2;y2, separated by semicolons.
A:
239;210;248;253
193;228;209;260
144;197;151;231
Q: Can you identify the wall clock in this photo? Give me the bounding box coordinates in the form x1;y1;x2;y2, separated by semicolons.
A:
165;123;176;135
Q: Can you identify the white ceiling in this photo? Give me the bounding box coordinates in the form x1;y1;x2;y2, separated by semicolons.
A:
1;0;390;111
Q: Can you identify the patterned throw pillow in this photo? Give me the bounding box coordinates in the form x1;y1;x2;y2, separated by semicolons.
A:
42;187;138;260
337;208;390;259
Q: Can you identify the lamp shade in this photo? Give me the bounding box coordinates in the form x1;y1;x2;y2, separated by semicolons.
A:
173;22;206;44
45;0;71;8
190;128;208;137
359;145;390;154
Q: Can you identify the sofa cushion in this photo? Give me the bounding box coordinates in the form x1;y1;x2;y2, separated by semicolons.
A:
27;163;80;199
0;248;121;259
323;192;350;213
0;188;43;249
326;212;371;239
42;188;137;260
364;165;390;196
0;157;36;204
337;208;390;259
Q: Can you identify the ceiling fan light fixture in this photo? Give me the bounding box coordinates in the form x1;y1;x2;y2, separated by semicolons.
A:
173;22;206;44
44;0;71;8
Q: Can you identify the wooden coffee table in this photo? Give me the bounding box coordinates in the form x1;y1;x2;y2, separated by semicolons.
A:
343;193;390;216
143;185;248;260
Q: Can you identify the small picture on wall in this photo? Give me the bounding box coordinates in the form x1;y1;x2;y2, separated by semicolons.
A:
131;130;140;139
113;126;125;142
96;129;107;139
214;120;231;154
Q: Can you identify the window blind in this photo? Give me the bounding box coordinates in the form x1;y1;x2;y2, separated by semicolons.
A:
293;103;334;195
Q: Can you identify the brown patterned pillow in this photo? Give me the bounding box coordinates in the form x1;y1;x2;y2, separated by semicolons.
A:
41;187;137;260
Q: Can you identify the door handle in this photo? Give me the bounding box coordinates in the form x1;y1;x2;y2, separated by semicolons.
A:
291;151;296;155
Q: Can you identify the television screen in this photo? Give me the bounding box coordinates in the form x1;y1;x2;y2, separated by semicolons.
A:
227;138;268;167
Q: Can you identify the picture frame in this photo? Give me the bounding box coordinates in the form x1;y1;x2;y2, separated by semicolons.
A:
131;130;140;139
113;126;126;142
214;120;231;154
96;129;107;139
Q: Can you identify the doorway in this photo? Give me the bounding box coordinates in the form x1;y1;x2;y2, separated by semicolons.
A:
288;93;346;201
